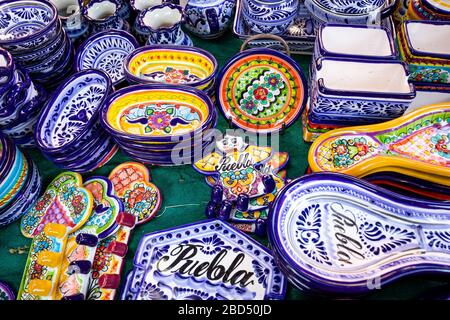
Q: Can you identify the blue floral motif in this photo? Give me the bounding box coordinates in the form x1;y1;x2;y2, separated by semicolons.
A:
425;231;450;252
360;222;416;255
139;282;168;300
191;234;231;255
311;0;384;15
173;287;216;300
252;260;270;288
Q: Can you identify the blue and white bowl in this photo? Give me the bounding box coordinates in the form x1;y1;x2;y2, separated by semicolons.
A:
75;30;139;86
242;0;299;35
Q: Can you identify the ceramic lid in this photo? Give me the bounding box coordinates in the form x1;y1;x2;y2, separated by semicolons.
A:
311;0;385;16
121;219;287;300
217;48;308;133
35;69;112;152
0;281;15;300
268;172;450;294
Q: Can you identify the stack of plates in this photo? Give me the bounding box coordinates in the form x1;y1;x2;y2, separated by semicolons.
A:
0;48;47;146
0;0;74;89
100;84;218;166
0;134;41;228
34;69;118;173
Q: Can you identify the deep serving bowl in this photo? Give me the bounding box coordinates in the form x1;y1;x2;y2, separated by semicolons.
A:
100;83;216;143
0;0;59;53
124;45;218;91
35;69;112;153
75;30;139;86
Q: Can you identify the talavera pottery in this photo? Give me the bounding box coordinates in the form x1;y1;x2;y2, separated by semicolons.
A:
139;3;193;46
35;69;112;153
124;45;218;92
83;0;129;32
86;211;136;300
217;48;307;133
422;0;450;15
309;57;415;126
305;0;398;26
55;176;123;300
131;0;164;11
314;24;397;61
184;0;236;39
100;84;216;142
109;162;162;224
268;172;450;295
50;0;89;44
397;20;450;85
308;103;450;186
408;0;450;20
18;172;93;300
406;83;450;114
242;0;299;35
121;219;287;300
0;281;15;300
75;30;139;86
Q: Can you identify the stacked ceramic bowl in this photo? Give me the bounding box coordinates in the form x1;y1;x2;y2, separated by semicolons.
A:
0;134;41;228
123;45;218;97
35;69;118;173
0;0;74;90
100;84;218;166
0;48;47;146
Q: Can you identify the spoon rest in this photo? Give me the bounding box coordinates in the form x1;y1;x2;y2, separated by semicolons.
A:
308;103;450;186
121;219;287;300
86;212;136;300
268;172;450;295
55;177;123;300
108;162;162;224
18;172;93;300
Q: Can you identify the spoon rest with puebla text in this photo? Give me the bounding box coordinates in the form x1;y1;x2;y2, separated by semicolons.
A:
268;172;450;295
308;103;450;186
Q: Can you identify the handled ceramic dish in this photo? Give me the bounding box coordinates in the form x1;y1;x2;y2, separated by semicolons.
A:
308;103;450;186
268;172;450;295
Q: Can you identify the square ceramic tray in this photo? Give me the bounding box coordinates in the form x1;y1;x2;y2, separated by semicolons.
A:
233;0;397;55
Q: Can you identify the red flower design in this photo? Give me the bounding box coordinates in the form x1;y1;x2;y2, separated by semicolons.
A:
253;86;269;101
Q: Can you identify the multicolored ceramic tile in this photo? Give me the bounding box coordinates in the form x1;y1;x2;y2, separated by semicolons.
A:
18;172;93;300
309;103;450;186
109;162;161;224
121;220;287;300
55;177;123;300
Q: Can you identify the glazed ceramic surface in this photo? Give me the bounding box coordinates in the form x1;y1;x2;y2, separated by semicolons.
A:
309;103;450;186
75;30;139;85
124;45;218;90
406;84;450;114
184;0;236;39
242;0;299;35
109;162;161;224
217;48;308;133
121;219;287;300
83;0;128;32
18;172;93;300
268;172;450;294
0;281;15;300
131;0;163;11
101;84;215;141
35;69;112;152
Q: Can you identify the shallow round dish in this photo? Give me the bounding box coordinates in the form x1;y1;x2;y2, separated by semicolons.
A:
0;0;59;49
75;29;139;86
100;84;216;142
217;48;308;133
124;45;218;91
35;69;112;153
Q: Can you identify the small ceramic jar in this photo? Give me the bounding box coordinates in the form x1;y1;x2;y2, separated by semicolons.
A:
242;0;299;35
139;3;193;46
184;0;236;39
83;0;129;33
50;0;89;44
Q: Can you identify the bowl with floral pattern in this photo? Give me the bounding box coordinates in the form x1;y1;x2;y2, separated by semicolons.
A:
100;83;216;143
75;30;140;86
0;0;60;53
35;69;112;154
124;45;218;92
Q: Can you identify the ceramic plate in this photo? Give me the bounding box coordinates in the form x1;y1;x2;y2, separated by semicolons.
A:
217;48;307;133
121;219;287;300
0;281;15;300
75;30;139;86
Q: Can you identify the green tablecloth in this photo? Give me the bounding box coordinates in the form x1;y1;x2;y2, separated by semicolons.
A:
0;32;447;300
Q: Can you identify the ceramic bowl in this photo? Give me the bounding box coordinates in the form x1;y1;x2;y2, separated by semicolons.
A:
124;45;218;91
75;30;139;86
217;47;308;133
0;0;59;53
35;69;112;153
100;84;217;143
83;0;128;33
